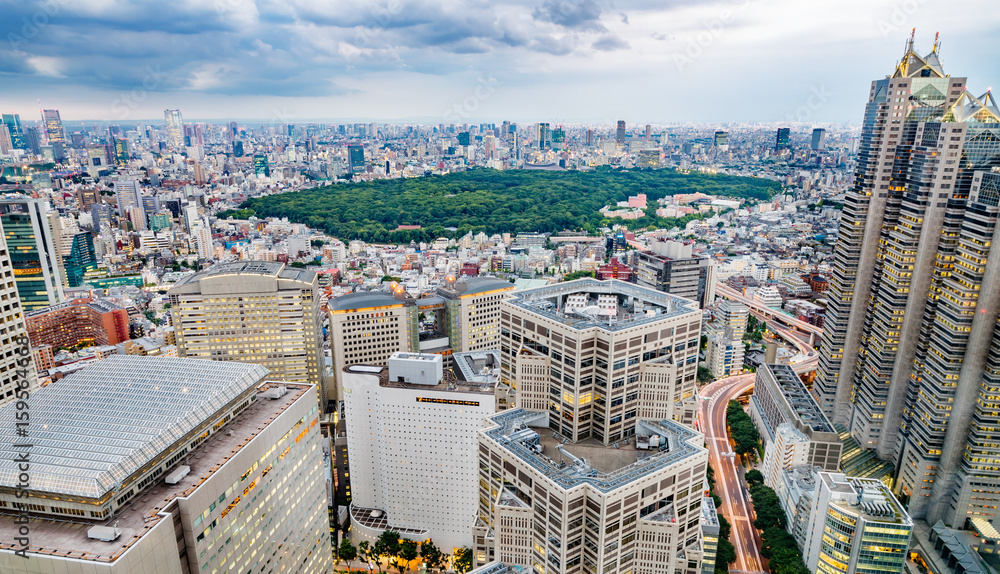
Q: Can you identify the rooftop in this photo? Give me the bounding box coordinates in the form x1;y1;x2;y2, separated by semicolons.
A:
345;363;495;395
505;278;699;332
484;409;705;492
329;290;407;312
453;350;501;385
765;363;835;434
822;473;913;526
439;276;514;299
171;261;315;288
0;382;310;562
0;356;269;499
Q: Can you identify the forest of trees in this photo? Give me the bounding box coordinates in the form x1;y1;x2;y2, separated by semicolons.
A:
238;167;781;243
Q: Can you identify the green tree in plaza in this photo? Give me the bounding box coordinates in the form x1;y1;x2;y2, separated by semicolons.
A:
373;531;401;574
337;538;358;566
420;541;446;573
453;547;474;574
394;539;419;573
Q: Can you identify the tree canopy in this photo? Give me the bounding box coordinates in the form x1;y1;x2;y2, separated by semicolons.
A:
241;167;781;243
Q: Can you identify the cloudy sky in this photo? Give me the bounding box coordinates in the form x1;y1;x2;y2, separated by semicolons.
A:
1;0;998;124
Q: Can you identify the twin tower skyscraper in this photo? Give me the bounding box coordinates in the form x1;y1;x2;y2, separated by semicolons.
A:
813;32;1000;526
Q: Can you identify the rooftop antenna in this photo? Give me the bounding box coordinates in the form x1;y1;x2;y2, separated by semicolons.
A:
906;28;916;54
932;32;940;53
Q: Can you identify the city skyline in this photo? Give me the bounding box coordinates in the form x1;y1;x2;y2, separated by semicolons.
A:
2;0;997;123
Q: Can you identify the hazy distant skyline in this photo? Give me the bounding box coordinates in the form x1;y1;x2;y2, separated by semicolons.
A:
2;0;998;124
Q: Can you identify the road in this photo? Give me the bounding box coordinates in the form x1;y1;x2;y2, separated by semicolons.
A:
698;374;766;574
715;283;822;336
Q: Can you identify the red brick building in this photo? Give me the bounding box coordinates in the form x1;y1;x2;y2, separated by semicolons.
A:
597;257;632;281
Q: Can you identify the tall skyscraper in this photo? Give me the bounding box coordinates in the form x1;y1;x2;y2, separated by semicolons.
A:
536;122;551;150
0;197;65;310
169;262;328;411
253;153;270;176
1;114;25;149
814;34;1000;525
163;108;184;149
347;143;365;173
635;238;718;308
713;130;728;149
0;356;332;574
811;127;827;151
616;119;626;144
0;221;37;407
774;127;790;150
42;109;63;143
0;123;11;153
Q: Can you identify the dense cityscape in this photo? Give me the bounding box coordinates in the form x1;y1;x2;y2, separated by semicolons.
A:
0;4;998;574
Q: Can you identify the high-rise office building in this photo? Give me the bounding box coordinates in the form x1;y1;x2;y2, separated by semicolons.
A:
23;126;41;155
801;473;912;574
635;239;717;308
475;408;714;574
347;143;365;173
42;109;63;143
774;127;790;150
644;124;652;140
813;35;1000;524
163;108;184;149
0;197;64;310
500;279;703;443
713;131;728;148
0;123;12;153
113;179;143;217
252;153;270;176
342;353;496;549
811;128;827;151
1;114;25;149
537;122;551;150
0;223;37;407
616;120;627;144
0;356;331;574
169;262;327;410
232;139;244;157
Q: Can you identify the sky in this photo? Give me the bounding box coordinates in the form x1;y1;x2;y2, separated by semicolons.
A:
1;0;998;125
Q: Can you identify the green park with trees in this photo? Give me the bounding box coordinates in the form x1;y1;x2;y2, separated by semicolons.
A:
236;167;781;243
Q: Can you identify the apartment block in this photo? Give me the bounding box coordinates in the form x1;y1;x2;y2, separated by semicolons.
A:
748;364;841;472
25;297;129;349
341;352;496;550
0;356;331;574
500;279;702;444
475;409;712;574
169;261;327;409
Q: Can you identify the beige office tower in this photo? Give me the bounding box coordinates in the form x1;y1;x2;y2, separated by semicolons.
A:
328;277;513;402
169;262;327;409
500;279;702;444
0;355;331;574
475;409;714;574
812;34;1000;525
0;221;37;407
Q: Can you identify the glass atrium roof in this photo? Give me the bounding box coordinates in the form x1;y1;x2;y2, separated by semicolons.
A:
0;356;269;499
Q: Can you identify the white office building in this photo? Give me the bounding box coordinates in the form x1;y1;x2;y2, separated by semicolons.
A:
342;352;497;550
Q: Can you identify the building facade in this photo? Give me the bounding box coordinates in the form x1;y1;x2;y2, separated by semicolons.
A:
26;297;130;349
475;409;712;574
0;197;64;310
169;261;327;410
812;36;1000;525
635;239;717;309
342;353;496;551
500;279;702;444
0;356;331;574
0;223;37;407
